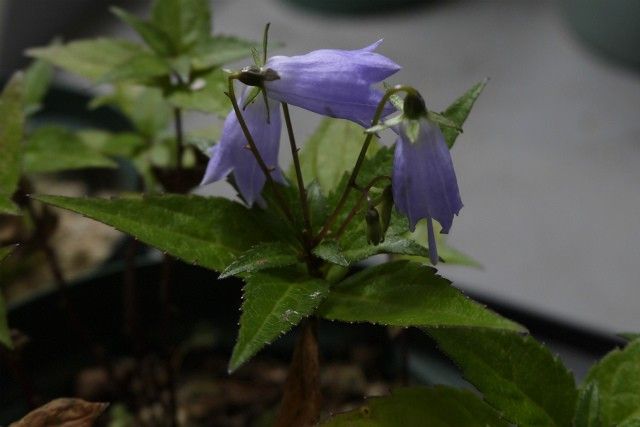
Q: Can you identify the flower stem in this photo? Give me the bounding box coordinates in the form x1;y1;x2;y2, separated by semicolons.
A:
313;86;415;246
282;103;313;241
227;76;294;223
333;175;391;239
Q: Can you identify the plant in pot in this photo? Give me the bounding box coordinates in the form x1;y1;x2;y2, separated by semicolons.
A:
2;0;640;426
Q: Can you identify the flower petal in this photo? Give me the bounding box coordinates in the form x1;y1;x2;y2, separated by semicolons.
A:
392;119;462;233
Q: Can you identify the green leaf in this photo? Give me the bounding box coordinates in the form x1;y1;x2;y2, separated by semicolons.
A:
312;240;349;267
0;246;15;262
24;126;117;174
441;79;488;148
97;53;170;84
190;35;258;70
619;332;640;342
0;245;16;349
167;68;229;116
77;130;146;158
296;118;376;195
584;339;640;426
230;270;328;371
23;59;53;115
0;74;25;215
27;38;148;82
322;386;508;427
151;0;211;53
111;7;174;56
319;261;522;331
35;194;276;272
408;219;482;267
427;328;577;427
575;383;602;427
220;242;300;279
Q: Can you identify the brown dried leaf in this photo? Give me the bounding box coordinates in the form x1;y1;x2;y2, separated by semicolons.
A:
10;398;108;427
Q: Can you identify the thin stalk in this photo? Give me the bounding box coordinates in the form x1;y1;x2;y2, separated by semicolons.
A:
282;103;312;240
173;107;184;189
312;86;417;246
333;175;391;240
226;76;294;223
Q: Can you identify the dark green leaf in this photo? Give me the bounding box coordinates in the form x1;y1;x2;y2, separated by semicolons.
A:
27;38;147;82
23;59;53;115
322;386;508;427
24;126;117;173
312;240;349;267
619;332;640;342
575;383;602;427
190;35;258;70
584;339;640;426
151;0;211;53
167;68;229;116
441;79;488;148
220;242;300;279
0;245;16;349
35;195;276;272
230;270;328;371
0;74;25;215
111;7;174;56
296;118;377;195
98;53;170;84
319;261;523;331
427;328;577;427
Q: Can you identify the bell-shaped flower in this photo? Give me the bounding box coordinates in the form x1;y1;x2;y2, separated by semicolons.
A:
264;40;400;126
392;116;463;265
201;90;284;207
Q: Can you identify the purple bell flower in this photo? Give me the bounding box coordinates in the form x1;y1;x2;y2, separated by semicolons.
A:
201;90;284;207
264;40;400;126
392;119;463;265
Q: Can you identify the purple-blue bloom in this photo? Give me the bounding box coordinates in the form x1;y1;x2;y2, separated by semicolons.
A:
201;90;284;207
392;119;463;264
264;40;400;126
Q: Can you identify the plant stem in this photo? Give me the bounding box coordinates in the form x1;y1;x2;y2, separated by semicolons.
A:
282;103;313;240
333;175;391;240
226;77;294;223
173;107;184;189
312;86;415;246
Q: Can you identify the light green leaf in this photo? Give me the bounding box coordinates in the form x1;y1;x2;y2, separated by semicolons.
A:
111;7;174;56
0;245;16;349
584;339;640;426
27;38;147;82
296;118;377;195
190;35;258;70
77;130;146;158
0;74;25;215
319;261;522;331
35;194;276;272
322;386;508;427
24;126;117;174
220;242;300;279
167;68;229;116
427;328;577;427
151;0;211;53
441;79;488;148
230;270;328;371
23;59;53;115
575;383;602;427
98;53;170;84
312;240;349;267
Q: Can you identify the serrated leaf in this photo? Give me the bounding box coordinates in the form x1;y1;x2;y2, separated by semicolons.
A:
27;38;148;82
427;328;577;427
0;74;25;215
111;7;174;56
441;79;487;148
35;195;276;272
319;261;522;331
23;59;53;115
322;386;508;427
220;242;300;279
296;118;377;195
230;270;328;371
584;339;640;426
312;240;349;267
575;383;602;427
151;0;211;53
167;68;229;116
24;126;117;174
190;35;258;69
97;52;170;84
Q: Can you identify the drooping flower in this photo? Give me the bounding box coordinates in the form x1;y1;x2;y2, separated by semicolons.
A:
201;90;284;207
391;94;463;265
202;40;400;205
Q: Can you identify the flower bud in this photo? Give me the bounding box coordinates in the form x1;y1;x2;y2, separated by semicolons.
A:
237;66;280;87
365;207;382;246
403;92;427;120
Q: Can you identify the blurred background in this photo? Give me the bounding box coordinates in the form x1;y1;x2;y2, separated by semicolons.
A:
1;0;638;335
